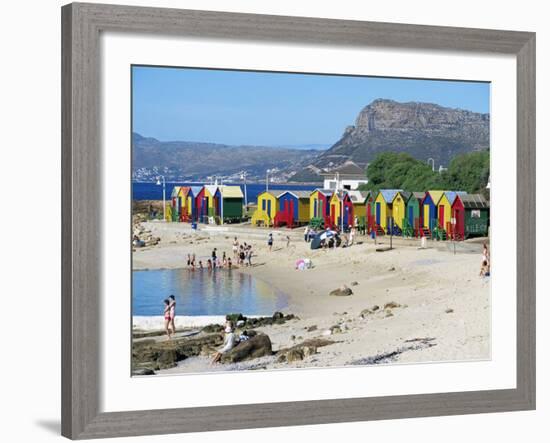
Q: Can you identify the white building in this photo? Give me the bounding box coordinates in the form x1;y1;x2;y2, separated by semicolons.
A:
321;160;368;190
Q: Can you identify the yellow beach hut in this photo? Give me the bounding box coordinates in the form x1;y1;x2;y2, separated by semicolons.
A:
309;189;333;227
203;185;219;218
422;190;445;230
438;191;466;235
374;189;402;232
251;190;286;226
391;191;411;230
346;190;368;220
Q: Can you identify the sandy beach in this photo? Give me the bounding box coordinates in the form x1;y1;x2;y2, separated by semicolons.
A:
132;220;490;374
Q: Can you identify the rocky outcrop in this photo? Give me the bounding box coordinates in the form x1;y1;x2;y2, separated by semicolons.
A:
132;333;224;371
276;338;335;363
294;99;490;177
220;334;273;363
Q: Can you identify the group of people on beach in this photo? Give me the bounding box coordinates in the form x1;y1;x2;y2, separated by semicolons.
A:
479;242;491;277
185;239;254;271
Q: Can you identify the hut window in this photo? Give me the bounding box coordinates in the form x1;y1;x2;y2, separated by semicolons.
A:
471;210;481;218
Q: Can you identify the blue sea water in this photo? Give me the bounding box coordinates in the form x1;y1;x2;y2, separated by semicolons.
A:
132;268;288;317
132;181;317;204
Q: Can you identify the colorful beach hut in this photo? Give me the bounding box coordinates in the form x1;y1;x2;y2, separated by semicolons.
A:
346;190;368;220
189;186;202;221
451;194;490;240
309;189;333;228
204;185;219;218
391;191;411;230
215;185;244;223
329;191;354;230
170;186;183;222
406;192;425;236
422;190;445;231
438;191;467;234
363;191;376;232
374;189;402;232
176;186;192;221
194;186;209;222
252;190;286;226
274;191;311;227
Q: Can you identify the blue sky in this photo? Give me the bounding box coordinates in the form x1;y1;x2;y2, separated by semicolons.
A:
132;66;490;147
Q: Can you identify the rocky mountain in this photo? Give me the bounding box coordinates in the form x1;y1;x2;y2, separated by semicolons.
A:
290;99;489;181
132;133;320;182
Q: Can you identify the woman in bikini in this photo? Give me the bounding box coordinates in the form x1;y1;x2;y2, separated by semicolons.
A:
168;295;176;337
163;299;172;339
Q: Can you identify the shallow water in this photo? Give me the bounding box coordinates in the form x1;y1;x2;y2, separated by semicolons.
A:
132;268;287;316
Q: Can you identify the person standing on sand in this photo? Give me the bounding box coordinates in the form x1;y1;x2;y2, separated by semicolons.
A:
268;233;273;252
286;235;290;248
304;226;309;242
211;248;217;269
232;237;239;258
168;295;176;337
163;299;172;339
247;245;253;267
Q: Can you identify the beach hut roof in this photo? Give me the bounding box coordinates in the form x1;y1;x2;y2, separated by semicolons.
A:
412;192;425;200
177;186;191;197
444;191;467;204
394;191;411;202
204;185;218;195
379;189;403;203
280;190;311;199
346;190;368;203
171;186;182;198
426;190;445;204
317;188;334;196
260;189;289;199
457;193;489;209
190;186;202;196
217;185;244;198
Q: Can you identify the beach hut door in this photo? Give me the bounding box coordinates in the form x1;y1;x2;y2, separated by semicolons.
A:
438;205;445;228
267;200;272;218
408;206;414;226
376;202;381;225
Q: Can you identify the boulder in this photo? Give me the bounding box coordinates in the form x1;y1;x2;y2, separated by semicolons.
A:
277;338;334;362
329;286;353;297
220;334;273;363
384;301;401;309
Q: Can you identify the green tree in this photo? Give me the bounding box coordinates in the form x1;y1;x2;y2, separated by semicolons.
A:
358;150;490;196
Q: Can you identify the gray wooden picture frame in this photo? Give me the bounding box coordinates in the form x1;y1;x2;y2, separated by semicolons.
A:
61;2;536;439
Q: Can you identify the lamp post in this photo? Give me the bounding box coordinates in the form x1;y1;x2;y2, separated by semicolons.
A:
427;158;435;172
156;175;166;221
240;171;248;208
266;169;271;192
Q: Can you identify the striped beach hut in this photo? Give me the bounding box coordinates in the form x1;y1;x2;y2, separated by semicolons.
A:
329;191;354;230
215;185;244;223
204;185;219;218
251;190;286;226
363;191;376;232
438;191;467;234
422;190;445;231
194;186;209;222
175;186;192;221
188;186;202;221
374;189;402;232
309;189;333;228
170;186;183;222
391;191;411;230
346;190;368;220
274;191;311;227
451;194;490;240
406;192;425;236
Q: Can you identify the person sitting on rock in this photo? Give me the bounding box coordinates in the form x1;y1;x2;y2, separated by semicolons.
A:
211;321;237;365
